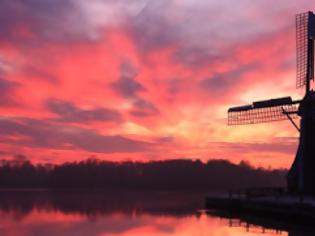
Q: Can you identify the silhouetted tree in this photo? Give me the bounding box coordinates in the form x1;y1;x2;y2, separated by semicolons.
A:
0;157;287;191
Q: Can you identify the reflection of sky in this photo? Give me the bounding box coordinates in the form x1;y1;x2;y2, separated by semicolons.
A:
0;210;288;236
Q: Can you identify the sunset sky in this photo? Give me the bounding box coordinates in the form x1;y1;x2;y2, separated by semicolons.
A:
0;0;314;168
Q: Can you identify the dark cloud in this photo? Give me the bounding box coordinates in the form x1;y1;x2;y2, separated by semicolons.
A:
112;60;145;98
156;136;174;143
113;76;144;97
172;46;223;68
211;137;298;155
0;0;93;46
126;0;313;75
200;74;229;92
130;1;181;52
1;0;312;51
111;60;159;117
130;98;159;117
46;99;122;123
0;117;151;153
127;0;249;55
0;78;17;91
0;78;20;107
199;63;259;97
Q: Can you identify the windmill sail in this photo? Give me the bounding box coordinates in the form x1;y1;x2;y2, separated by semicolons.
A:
228;97;299;125
227;11;315;195
296;12;315;88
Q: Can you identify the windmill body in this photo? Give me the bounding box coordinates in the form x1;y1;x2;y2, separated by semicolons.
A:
288;92;315;194
228;12;315;195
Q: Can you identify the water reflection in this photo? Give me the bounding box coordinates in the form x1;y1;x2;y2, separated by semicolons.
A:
0;190;310;236
0;190;203;220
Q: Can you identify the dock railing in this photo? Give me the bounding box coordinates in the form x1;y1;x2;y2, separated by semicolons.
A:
228;187;286;199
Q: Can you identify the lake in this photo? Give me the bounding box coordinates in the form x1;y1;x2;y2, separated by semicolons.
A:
0;190;311;236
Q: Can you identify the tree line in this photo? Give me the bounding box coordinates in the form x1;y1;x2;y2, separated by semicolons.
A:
0;157;287;191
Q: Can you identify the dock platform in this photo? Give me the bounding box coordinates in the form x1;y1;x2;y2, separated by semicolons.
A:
205;188;315;221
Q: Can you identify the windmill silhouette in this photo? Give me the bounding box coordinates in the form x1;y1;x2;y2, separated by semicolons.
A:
228;12;315;195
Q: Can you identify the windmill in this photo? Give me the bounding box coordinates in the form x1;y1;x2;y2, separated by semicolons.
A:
228;12;315;195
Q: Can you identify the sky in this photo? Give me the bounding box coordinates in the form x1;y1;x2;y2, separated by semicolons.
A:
0;0;314;168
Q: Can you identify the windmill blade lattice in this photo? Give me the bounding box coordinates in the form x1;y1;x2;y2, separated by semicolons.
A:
228;97;299;125
296;12;315;88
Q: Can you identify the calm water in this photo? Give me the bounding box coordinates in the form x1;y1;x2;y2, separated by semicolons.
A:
0;190;311;236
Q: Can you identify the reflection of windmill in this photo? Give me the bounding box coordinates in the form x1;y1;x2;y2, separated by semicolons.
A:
228;12;315;195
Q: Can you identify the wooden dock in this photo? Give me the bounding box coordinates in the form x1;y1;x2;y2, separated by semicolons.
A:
205;188;315;222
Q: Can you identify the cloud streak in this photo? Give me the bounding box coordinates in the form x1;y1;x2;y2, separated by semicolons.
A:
0;117;151;153
46;99;122;123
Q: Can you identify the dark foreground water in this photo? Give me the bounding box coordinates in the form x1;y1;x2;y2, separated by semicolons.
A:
0;190;312;236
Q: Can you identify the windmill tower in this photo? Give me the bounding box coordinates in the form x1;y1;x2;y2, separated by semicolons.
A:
228;12;315;195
